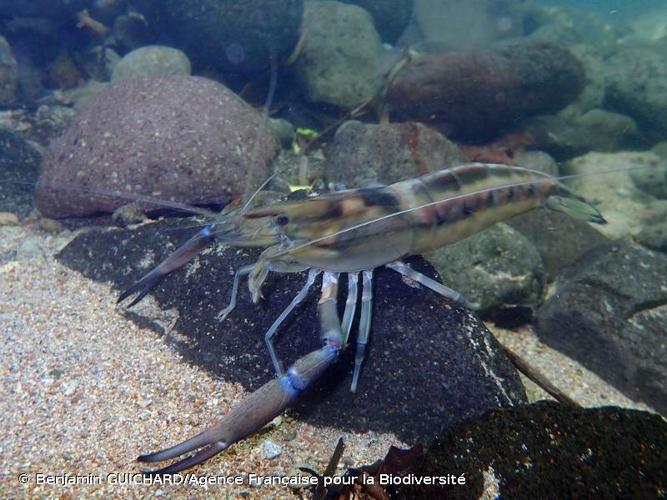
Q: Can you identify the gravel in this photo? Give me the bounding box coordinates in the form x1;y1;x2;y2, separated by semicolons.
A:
1;224;398;497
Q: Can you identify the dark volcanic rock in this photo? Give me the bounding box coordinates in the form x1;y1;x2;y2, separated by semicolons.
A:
35;76;279;218
537;241;667;414
396;402;666;499
325;121;464;186
0;128;41;218
57;219;526;444
385;43;585;140
139;0;303;73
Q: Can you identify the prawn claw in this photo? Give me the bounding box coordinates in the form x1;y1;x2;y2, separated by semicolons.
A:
137;345;340;475
118;225;216;306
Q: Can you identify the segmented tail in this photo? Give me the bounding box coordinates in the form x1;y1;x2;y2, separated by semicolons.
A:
545;184;606;225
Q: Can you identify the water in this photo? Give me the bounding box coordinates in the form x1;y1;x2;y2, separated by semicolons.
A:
537;0;665;15
0;0;666;497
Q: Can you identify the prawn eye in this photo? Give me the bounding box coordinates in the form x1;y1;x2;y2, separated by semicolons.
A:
275;214;289;226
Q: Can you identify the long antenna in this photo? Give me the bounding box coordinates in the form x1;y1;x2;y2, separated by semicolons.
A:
242;50;279;209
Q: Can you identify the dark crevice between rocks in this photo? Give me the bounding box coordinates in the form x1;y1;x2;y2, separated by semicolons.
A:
626;298;667;321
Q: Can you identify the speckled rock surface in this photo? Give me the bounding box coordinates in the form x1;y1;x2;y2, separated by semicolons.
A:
526;109;642;160
0;129;41;218
537;241;667;414
35;76;279;218
630;163;667;200
140;0;303;73
385;43;585;140
111;45;191;82
57;219;527;444
296;1;385;109
2;222;655;497
395;402;666;499
637;217;667;253
605;47;667;136
325;121;464;186
426;224;546;316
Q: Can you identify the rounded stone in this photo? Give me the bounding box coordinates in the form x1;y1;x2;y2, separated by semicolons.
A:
142;0;303;73
325;120;464;186
414;0;526;51
35;76;279;218
111;45;191;82
605;47;667;135
296;1;385;109
426;224;546;314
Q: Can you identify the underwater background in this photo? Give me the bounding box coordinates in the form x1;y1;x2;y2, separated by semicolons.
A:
1;0;666;498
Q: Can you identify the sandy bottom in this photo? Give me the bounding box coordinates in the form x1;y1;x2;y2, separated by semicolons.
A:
0;223;658;498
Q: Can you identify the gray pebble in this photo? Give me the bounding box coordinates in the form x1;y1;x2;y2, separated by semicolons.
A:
16;237;44;260
261;439;283;460
112;45;191;82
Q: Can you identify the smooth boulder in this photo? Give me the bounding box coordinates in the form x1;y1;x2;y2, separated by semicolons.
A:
36;76;279;218
385;43;585;140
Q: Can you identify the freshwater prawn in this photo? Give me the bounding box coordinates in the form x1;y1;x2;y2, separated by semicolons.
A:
118;162;606;474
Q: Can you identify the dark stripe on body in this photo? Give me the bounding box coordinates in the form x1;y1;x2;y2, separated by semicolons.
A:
428;180;548;228
357;187;401;208
426;169;464;191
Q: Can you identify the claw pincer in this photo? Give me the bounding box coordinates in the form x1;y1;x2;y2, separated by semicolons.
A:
138;271;349;474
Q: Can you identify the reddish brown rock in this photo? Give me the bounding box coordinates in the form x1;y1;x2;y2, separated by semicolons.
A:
36;76;279;218
385;43;585;140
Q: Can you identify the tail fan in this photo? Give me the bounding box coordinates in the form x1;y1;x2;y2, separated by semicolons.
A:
545;185;606;225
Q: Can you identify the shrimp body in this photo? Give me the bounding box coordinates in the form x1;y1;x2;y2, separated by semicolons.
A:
127;163;604;474
244;163;587;275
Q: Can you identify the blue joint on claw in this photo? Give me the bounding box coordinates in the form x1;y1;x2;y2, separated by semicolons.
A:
136;272;346;475
200;223;214;237
137;345;342;476
284;344;341;395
